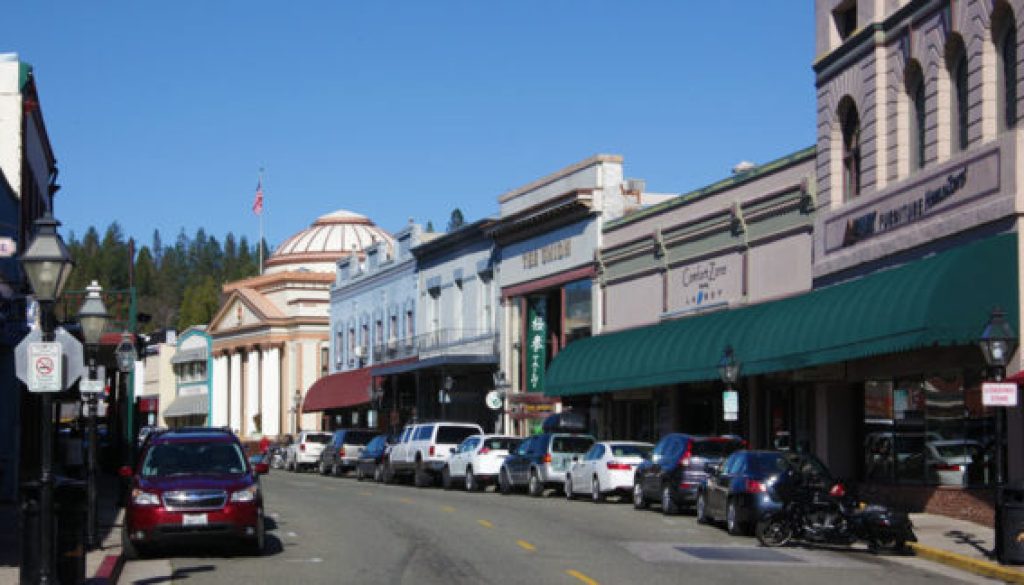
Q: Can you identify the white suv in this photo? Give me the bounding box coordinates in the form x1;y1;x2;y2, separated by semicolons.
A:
286;431;331;472
385;422;483;487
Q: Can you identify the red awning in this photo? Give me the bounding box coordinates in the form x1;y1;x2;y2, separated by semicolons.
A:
302;368;373;412
1006;370;1024;384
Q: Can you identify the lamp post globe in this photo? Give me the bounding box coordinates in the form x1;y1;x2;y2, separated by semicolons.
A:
979;307;1019;377
78;281;108;347
19;212;73;303
115;332;136;373
718;345;741;387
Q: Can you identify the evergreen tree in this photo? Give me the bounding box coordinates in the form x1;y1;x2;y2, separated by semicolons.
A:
426;221;435;233
447;208;465;232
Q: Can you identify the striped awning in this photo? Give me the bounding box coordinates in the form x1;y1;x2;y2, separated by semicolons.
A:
164;394;209;418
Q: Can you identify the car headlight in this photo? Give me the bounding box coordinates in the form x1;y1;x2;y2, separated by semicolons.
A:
131;489;160;506
230;485;259;503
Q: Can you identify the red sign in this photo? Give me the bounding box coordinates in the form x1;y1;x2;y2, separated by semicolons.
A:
982;382;1018;407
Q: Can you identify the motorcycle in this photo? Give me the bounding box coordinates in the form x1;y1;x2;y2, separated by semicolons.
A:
755;468;916;553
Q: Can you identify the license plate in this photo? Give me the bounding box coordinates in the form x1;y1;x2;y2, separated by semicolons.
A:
182;513;208;526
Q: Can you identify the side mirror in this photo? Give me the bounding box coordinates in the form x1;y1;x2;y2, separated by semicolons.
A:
118;465;133;478
254;462;270;475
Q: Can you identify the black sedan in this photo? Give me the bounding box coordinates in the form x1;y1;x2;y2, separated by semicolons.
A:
355;434;393;481
697;449;832;535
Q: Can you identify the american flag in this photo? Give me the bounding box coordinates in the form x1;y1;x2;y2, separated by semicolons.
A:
252;177;264;215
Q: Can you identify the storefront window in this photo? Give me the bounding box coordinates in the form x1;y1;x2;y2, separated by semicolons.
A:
564;279;592;345
862;371;995;486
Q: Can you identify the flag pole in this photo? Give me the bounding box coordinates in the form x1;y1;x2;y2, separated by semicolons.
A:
258;167;264;275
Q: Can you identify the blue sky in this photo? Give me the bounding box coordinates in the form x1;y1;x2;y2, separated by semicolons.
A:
2;2;816;250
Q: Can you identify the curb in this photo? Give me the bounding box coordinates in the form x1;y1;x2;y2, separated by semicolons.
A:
87;553;124;585
909;542;1024;584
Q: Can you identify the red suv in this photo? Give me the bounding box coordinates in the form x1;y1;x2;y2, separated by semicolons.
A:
120;427;268;558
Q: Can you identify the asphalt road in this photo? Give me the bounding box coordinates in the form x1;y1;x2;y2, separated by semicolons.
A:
120;469;996;585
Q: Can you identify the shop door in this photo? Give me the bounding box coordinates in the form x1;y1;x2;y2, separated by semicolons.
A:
767;386;815;453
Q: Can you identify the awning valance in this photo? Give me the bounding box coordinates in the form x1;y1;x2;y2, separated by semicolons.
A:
164;393;208;418
303;367;373;412
546;233;1019;397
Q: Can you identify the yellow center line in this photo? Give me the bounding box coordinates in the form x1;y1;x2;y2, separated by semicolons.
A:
441;506;456;513
478;519;494;528
399;497;414;504
516;539;536;552
565;569;599;585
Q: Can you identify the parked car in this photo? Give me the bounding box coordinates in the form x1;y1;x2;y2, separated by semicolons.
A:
355;434;394;481
926;439;986;485
285;431;331;472
697;450;832;535
120;427;268;559
318;429;377;476
565;441;653;502
443;435;521;491
499;432;595;497
633;433;744;514
386;422;484;487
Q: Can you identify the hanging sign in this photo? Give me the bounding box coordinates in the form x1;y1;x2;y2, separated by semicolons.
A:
28;342;62;393
723;390;739;421
983;382;1018;407
525;296;547;393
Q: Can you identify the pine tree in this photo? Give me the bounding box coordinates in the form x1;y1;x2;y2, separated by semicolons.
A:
447;208;465;232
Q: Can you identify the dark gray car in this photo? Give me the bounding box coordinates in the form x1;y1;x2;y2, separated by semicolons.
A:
319;429;376;476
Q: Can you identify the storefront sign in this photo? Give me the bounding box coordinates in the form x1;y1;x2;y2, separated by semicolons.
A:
982;382;1018;407
824;149;1000;253
668;254;742;312
522;238;572;270
525;296;547;392
501;220;596;288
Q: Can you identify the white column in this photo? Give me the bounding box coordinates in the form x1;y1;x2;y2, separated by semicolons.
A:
229;351;242;433
262;346;281;437
247;348;261;437
212;354;229;427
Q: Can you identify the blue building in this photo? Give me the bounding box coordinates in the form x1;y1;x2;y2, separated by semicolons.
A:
164;326;213;428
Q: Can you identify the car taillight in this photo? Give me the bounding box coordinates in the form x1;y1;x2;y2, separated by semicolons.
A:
607;461;632;471
300;444;306;452
339;447;346;458
429;446;435;457
931;463;962;472
543;453;552;463
745;479;766;493
678;440;693;467
829;482;846;497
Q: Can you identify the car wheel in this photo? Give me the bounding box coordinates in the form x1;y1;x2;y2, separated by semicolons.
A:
499;468;512;495
441;466;453;490
661;485;679;515
465;467;478;492
565;475;575;500
591;476;604;503
121;525;141;560
374;463;384;483
726;498;745;536
414;459;431;488
319;460;328;475
696;492;710;524
249;511;266;556
528;471;543;497
383;461;396;484
633;482;648;510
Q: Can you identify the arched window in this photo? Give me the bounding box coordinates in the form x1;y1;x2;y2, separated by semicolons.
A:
1002;24;1017;129
947;37;969;152
905;61;926;169
840;100;861;201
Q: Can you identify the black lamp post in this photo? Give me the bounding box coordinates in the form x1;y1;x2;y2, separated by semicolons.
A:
77;281;108;549
19;212;74;585
115;332;136;463
718;346;741;435
979;307;1019;487
492;371;510;434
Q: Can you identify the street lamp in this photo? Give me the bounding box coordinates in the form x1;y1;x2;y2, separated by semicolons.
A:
77;281;108;549
492;371;510;434
115;332;136;465
979;308;1019;488
19;212;74;585
718;346;741;434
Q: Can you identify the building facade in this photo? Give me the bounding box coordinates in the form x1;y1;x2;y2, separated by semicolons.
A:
208;210;392;439
164;326;212;428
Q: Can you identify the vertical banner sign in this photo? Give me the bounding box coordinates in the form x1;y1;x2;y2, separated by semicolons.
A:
526;296;547;393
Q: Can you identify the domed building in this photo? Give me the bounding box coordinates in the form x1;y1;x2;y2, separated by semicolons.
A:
205;210;393;439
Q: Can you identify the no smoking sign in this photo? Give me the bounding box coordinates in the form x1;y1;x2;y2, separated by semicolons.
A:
28;342;62;393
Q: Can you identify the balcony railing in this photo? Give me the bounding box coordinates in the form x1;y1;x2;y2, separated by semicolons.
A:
371;329;498;363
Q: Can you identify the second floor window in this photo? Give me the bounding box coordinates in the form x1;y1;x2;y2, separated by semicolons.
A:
1001;23;1018;130
951;45;969;152
840;101;861;201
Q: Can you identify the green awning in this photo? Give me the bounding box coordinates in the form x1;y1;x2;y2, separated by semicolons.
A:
546;233;1019;397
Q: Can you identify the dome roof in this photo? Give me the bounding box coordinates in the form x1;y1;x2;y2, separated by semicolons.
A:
265;209;393;274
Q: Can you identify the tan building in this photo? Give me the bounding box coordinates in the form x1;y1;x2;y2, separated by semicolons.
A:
208;210;393;440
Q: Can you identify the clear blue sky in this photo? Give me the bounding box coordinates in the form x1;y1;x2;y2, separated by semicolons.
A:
2;2;815;251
